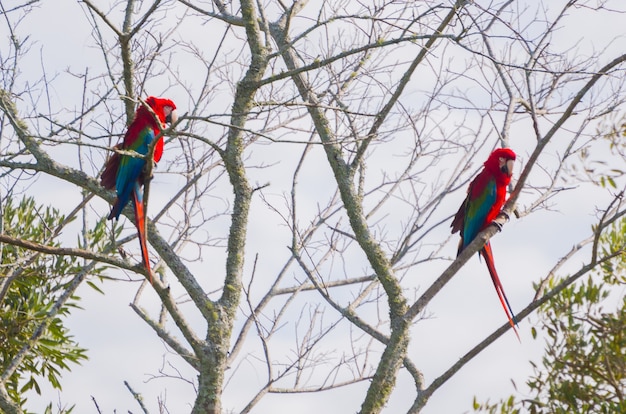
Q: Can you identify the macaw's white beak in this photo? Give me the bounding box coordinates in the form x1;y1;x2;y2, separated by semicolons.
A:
164;106;178;125
505;159;514;176
499;157;515;176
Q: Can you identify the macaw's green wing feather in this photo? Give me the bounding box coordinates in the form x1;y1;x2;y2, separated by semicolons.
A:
461;176;497;251
481;242;520;342
125;125;156;151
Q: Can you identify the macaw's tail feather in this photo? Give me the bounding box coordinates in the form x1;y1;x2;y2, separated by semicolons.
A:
480;243;521;342
132;184;152;284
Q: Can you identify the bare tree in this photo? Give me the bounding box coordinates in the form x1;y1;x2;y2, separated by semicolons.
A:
0;0;625;413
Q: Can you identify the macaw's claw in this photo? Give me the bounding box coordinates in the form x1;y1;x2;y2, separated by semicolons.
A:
492;220;503;232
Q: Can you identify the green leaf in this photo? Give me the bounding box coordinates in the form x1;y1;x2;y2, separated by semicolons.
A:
0;196;105;410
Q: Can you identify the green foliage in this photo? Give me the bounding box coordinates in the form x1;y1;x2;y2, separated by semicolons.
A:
473;218;626;414
599;114;626;188
0;196;107;411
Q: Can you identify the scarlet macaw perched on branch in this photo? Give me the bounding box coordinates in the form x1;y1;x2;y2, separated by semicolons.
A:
101;97;178;283
451;148;520;340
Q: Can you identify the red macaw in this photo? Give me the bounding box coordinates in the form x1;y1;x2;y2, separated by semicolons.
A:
451;148;520;340
100;97;178;283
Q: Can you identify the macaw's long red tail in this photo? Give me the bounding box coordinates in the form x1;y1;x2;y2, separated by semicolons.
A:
480;242;520;342
132;183;152;284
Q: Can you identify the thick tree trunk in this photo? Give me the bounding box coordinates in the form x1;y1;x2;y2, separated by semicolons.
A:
0;385;21;414
192;352;227;414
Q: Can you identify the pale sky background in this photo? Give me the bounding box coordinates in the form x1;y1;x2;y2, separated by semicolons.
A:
1;1;624;413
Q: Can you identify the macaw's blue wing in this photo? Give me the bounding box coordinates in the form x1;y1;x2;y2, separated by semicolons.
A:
107;127;155;220
461;177;497;251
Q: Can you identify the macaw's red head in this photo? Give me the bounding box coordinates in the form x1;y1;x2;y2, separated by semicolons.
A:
135;96;178;163
484;147;516;179
142;96;178;128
